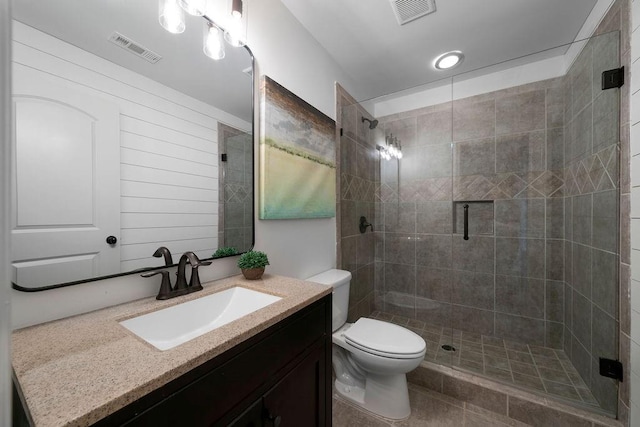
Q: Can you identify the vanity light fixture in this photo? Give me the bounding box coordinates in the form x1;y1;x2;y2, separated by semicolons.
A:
178;0;206;16
378;134;403;161
224;0;246;47
433;50;464;70
203;21;226;60
159;0;186;34
159;0;246;58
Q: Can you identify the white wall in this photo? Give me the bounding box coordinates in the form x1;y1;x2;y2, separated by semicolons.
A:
0;0;11;424
246;0;359;280
630;0;640;423
10;0;359;328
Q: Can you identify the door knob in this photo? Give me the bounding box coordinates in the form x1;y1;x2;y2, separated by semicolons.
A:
106;236;117;245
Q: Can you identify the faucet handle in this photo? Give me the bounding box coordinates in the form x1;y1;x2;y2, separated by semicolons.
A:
187;254;211;289
141;270;173;300
184;252;212;268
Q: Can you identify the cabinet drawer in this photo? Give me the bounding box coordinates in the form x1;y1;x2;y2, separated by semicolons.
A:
123;298;328;426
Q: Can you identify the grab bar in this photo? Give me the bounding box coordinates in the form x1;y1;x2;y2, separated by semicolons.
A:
463;204;469;240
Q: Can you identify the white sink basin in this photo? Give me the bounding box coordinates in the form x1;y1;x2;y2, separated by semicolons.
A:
119;287;282;350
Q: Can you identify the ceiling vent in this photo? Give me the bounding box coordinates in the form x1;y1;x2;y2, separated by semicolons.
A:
108;32;162;64
390;0;437;25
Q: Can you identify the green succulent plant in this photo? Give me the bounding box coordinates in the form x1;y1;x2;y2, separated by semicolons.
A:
237;250;270;269
212;247;239;258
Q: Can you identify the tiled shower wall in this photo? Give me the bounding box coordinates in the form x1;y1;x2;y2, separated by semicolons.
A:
561;27;621;413
375;78;568;349
332;0;631;421
219;124;253;252
336;85;378;322
373;16;625;415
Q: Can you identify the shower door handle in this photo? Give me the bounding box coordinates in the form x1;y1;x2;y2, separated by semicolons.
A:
463;204;469;240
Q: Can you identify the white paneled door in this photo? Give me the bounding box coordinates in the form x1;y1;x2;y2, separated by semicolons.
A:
11;66;120;288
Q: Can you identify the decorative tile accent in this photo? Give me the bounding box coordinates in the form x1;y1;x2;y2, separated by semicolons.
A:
529;170;565;197
341;174;377;202
496;173;528;198
563;144;617;196
224;183;251;202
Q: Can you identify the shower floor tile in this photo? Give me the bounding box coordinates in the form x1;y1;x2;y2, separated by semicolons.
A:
370;311;602;412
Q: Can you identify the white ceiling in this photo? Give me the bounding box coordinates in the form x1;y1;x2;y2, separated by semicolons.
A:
280;0;600;101
12;0;253;122
13;0;605;113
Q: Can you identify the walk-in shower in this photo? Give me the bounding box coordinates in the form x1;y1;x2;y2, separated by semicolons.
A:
338;28;623;419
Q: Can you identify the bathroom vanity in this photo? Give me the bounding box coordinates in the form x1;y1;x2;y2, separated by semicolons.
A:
12;275;332;426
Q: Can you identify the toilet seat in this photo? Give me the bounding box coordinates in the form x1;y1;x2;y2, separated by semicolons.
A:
343;318;426;359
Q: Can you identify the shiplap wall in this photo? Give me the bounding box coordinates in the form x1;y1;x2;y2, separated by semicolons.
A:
12;21;249;272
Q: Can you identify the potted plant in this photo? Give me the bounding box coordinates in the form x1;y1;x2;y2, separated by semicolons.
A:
212;247;239;258
237;250;269;280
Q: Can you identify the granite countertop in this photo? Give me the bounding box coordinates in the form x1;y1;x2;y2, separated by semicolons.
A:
12;274;331;427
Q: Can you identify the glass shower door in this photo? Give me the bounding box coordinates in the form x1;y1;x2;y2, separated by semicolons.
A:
356;29;621;418
449;31;621;415
372;78;457;367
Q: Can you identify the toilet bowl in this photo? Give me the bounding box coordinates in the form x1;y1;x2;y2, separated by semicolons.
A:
307;269;426;419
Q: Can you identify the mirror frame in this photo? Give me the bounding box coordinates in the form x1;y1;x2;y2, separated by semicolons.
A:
12;46;255;293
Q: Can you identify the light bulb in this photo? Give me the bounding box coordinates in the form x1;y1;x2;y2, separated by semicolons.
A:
231;0;243;19
204;22;226;60
434;51;464;70
159;0;185;34
178;0;206;16
224;0;245;47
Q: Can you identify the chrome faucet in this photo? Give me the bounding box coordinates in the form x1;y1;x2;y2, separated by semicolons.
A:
142;251;211;300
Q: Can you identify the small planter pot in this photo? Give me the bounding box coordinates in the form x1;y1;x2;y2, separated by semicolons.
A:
241;267;265;280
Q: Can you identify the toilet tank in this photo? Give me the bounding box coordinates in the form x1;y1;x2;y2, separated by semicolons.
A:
307;269;351;332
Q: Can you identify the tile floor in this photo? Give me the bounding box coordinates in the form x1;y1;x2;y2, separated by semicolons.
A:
332;383;531;427
370;311;601;410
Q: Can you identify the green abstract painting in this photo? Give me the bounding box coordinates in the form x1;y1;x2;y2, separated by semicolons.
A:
259;76;336;219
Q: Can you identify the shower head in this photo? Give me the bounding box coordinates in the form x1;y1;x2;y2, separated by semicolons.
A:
361;116;379;129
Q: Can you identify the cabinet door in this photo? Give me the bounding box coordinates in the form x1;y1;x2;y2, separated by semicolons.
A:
262;345;327;427
228;398;263;427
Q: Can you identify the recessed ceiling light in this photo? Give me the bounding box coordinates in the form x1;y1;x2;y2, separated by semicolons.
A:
433;51;464;70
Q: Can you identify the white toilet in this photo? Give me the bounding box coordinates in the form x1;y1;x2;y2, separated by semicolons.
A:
308;269;426;419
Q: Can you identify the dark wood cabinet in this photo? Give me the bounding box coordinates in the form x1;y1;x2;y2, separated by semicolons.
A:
263;345;325;427
230;343;326;427
14;296;332;427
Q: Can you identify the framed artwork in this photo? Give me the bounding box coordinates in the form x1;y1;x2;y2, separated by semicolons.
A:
259;76;336;219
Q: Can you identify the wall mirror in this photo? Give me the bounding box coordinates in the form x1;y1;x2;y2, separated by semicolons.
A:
11;0;254;291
